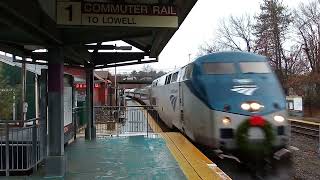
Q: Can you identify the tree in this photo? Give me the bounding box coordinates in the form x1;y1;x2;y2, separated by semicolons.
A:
129;66;166;80
294;0;320;108
130;70;138;78
0;63;15;120
142;64;152;72
254;0;292;89
295;0;320;74
199;14;256;56
216;14;257;52
198;41;220;56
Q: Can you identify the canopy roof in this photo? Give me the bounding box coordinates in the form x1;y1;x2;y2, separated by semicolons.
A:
0;0;197;68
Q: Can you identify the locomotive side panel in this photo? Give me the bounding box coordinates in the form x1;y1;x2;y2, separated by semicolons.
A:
151;85;173;128
180;81;217;147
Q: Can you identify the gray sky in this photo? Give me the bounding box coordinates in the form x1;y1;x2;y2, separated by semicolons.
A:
108;0;303;74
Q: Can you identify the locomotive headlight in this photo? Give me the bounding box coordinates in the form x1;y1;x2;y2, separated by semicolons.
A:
250;102;262;111
241;103;251;111
274;115;285;123
222;117;231;125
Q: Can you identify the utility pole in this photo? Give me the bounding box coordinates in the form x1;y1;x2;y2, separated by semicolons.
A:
188;53;191;62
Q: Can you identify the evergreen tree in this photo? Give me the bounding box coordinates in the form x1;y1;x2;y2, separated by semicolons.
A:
254;0;292;89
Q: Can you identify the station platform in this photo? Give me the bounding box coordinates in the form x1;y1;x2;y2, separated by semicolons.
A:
27;100;230;180
57;135;186;179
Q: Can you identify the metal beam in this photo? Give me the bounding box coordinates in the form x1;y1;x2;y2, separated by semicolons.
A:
60;27;153;45
124;40;150;52
13;59;48;66
117;80;152;84
64;46;91;65
86;44;132;50
0;43;31;57
150;29;176;57
32;50;149;66
0;0;62;45
92;52;148;65
95;59;158;69
31;46;91;66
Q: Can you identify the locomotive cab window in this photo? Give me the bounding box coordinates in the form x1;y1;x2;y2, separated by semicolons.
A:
171;72;179;83
203;62;235;74
239;62;271;73
165;74;172;85
183;64;194;80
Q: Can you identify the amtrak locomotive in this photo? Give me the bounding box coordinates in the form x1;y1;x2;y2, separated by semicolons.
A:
149;52;290;159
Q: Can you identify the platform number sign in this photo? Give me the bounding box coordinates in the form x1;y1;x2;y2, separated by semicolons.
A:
57;1;81;25
56;0;178;27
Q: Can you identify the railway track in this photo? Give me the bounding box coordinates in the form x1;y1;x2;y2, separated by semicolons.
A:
288;118;320;138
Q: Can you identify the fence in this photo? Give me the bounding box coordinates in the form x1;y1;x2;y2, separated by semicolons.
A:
0;118;44;176
94;105;160;136
125;92;149;101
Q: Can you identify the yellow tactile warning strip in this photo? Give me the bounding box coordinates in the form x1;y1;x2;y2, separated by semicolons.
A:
136;102;231;180
160;132;203;180
164;132;231;180
288;118;320;126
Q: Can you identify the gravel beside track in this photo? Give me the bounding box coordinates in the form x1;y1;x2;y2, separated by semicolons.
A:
291;133;320;180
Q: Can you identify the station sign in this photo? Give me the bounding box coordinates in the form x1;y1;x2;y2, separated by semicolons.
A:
75;83;101;89
57;0;178;28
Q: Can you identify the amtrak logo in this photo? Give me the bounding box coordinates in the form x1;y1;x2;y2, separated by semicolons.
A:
169;95;177;111
231;85;258;96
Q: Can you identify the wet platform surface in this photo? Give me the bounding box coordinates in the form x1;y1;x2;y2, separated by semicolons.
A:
2;99;229;179
63;136;186;179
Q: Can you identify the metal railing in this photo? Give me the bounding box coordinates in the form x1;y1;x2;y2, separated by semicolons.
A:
94;105;160;136
125;92;149;101
0;118;44;176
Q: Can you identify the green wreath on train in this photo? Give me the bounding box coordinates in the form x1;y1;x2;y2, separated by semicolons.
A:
235;117;275;155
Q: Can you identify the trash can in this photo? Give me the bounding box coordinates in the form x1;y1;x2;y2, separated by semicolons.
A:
77;101;87;127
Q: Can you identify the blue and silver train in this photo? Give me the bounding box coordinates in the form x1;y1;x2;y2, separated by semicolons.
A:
147;51;290;159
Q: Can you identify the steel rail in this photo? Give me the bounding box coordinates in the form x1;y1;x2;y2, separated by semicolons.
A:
288;119;320;137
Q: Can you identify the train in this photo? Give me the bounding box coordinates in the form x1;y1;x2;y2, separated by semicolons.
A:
128;51;291;161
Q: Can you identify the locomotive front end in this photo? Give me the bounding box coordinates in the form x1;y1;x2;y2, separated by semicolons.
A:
193;52;290;159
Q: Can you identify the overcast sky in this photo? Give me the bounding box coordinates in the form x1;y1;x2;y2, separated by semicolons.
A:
107;0;303;74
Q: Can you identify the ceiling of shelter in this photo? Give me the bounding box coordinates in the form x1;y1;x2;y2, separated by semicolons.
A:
0;0;197;68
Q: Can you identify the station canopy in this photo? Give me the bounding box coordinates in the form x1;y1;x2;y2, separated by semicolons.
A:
0;0;197;69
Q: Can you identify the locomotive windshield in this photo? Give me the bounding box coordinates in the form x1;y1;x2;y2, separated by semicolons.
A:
203;61;271;74
203;62;235;74
239;62;271;74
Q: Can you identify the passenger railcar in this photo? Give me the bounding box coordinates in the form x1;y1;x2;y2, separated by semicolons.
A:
149;51;290;158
